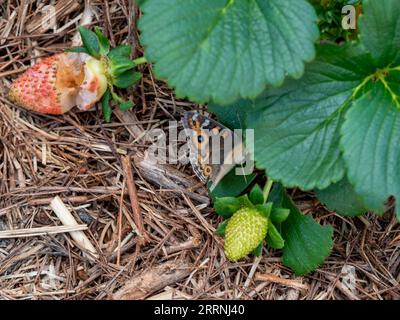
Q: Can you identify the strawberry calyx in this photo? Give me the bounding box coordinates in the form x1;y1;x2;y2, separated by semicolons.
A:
67;26;146;121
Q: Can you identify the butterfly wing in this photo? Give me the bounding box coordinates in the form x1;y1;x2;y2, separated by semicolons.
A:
182;111;212;183
182;111;245;190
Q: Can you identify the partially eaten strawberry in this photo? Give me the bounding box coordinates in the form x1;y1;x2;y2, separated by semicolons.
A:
8;26;144;121
9;52;107;115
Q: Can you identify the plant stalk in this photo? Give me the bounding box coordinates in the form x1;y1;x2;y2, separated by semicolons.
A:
263;179;274;203
133;56;147;65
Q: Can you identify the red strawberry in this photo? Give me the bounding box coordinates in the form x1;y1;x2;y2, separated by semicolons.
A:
8;52;107;115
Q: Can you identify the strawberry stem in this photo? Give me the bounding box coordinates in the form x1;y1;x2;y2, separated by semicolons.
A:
263;179;274;203
133;57;147;65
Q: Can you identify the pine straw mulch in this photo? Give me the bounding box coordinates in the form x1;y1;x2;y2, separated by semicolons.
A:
0;0;399;300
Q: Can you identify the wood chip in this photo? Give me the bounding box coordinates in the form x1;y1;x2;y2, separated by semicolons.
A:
255;272;309;291
0;225;88;239
50;196;98;259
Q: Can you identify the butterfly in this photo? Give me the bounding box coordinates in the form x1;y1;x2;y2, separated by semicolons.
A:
182;111;248;191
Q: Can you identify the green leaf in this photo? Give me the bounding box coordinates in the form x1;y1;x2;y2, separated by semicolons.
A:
78;26;100;58
139;0;319;104
255;203;272;219
209;167;256;200
268;183;285;207
109;57;136;76
236;195;255;209
65;47;89;54
316;176;368;217
341;81;400;219
108;45;132;60
215;219;229;237
266;223;285;250
111;91;124;104
94;26;110;55
249;184;264;205
136;0;147;7
252;242;263;257
208;98;254;129
110;92;134;111
101;88;112;123
113;71;142;88
358;0;400;66
119;101;134;111
270;208;290;224
246;44;374;190
214;197;241;218
281;191;333;275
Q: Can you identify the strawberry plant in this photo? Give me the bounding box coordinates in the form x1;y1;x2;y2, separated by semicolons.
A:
136;0;400;274
311;0;362;42
214;181;332;275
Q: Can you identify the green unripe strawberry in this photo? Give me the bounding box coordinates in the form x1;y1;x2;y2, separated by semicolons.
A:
224;207;268;262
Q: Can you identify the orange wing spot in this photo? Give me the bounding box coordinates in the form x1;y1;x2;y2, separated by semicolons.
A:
204;165;212;176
